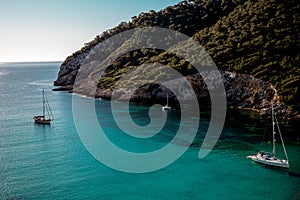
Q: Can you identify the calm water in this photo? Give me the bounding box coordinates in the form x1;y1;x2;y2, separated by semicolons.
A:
0;62;299;200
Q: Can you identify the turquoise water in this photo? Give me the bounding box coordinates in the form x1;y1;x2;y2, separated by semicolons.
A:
0;62;299;200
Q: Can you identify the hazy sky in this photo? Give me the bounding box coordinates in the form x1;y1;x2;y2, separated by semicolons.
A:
0;0;181;62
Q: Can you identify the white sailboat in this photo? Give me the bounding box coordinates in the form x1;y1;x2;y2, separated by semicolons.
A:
247;103;289;168
33;89;53;124
162;93;171;110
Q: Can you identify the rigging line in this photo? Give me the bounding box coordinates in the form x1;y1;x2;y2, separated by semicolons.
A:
274;115;289;161
44;93;54;120
45;104;51;118
42;89;45;117
259;116;269;149
272;103;276;156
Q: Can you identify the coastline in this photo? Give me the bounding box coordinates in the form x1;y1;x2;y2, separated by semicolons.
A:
53;69;299;121
53;86;300;121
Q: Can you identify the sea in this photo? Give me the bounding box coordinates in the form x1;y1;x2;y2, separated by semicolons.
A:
0;62;299;200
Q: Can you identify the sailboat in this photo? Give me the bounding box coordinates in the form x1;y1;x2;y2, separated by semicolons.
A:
162;93;171;110
247;103;289;168
33;89;53;124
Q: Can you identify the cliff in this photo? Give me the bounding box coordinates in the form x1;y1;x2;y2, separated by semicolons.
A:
54;0;299;119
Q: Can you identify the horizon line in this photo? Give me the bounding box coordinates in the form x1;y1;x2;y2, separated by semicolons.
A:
0;61;63;64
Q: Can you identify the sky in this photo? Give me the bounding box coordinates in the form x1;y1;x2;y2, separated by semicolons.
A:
0;0;181;62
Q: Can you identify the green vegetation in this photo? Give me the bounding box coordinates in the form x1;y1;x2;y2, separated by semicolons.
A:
60;0;300;112
193;0;300;111
62;0;246;65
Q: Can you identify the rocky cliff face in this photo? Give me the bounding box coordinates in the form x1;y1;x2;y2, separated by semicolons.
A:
54;65;297;119
110;71;283;115
54;51;89;87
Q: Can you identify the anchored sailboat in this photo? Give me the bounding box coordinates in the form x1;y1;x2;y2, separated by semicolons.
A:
247;103;289;168
33;89;53;124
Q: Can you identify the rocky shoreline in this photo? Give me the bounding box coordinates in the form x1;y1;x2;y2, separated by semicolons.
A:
53;70;299;120
52;85;74;91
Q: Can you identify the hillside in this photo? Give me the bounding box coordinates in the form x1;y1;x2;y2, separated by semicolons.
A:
54;0;247;86
54;0;300;116
194;0;299;110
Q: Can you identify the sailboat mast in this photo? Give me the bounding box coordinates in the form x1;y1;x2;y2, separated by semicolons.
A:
271;103;276;156
42;89;45;117
167;93;169;105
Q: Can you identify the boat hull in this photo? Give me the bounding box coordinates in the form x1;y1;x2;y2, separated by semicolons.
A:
33;116;51;124
247;155;289;169
162;106;171;110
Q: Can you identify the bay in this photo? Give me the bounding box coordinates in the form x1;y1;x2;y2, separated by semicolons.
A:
0;62;299;200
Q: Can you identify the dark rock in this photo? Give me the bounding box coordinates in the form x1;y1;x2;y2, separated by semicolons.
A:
52;85;73;91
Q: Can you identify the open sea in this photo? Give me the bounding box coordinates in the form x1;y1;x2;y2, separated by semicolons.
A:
0;62;299;200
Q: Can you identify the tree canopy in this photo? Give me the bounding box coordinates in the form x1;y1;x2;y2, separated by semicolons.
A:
58;0;300;111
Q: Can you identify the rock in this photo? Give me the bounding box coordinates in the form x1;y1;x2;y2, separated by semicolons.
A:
52;85;73;91
53;59;298;119
54;52;88;86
